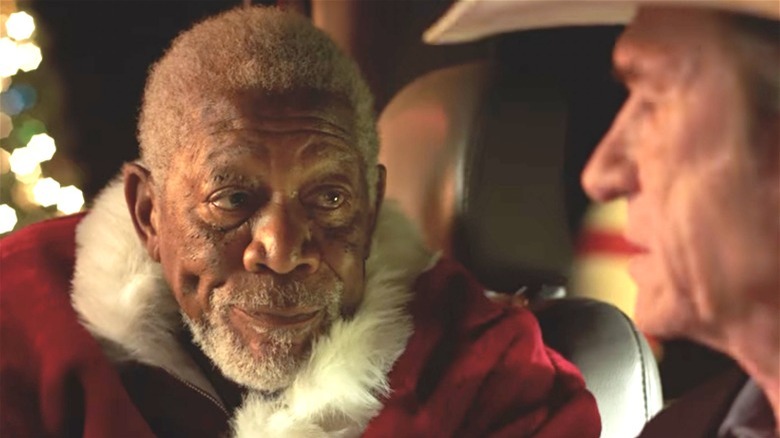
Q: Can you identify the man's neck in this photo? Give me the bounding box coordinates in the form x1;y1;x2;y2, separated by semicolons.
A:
722;303;780;431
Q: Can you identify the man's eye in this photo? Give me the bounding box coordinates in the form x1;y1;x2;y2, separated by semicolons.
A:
309;188;347;210
210;190;251;211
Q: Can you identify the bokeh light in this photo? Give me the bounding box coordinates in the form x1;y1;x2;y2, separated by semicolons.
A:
57;186;85;214
0;148;10;174
6;11;35;41
14;163;41;184
0;112;11;139
16;42;42;72
26;133;56;162
8;146;37;175
32;177;60;207
0;37;19;77
0;204;18;233
0;87;25;115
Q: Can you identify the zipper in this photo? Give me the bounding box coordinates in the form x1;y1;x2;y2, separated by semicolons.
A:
162;367;230;417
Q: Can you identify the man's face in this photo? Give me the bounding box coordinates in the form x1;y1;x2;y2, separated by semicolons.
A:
581;8;779;341
151;91;380;391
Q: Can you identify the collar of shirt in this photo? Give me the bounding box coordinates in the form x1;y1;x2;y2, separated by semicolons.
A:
718;379;778;438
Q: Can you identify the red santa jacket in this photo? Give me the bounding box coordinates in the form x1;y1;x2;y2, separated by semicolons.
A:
0;181;599;437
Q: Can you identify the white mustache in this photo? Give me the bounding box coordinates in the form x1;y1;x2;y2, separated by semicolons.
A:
211;276;344;310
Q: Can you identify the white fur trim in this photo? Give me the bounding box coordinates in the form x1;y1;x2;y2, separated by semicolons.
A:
71;175;434;435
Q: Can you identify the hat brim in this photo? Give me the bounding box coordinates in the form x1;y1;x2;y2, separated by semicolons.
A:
424;0;780;44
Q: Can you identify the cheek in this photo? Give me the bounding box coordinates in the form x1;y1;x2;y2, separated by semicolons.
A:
159;211;250;321
317;215;371;311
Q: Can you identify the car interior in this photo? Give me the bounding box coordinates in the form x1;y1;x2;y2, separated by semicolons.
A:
375;21;663;438
14;0;739;436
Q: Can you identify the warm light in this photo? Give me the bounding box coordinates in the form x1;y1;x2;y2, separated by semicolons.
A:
582;199;628;231
8;146;38;175
57;186;84;214
26;133;55;161
14;164;40;184
0;204;17;233
0;37;19;77
1;76;10;92
0;148;9;174
6;11;35;41
32;177;60;207
16;42;42;72
0;112;11;139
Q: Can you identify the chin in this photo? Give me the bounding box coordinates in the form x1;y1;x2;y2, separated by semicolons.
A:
633;287;696;341
187;312;314;392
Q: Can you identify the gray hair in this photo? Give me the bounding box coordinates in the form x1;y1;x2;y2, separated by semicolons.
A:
137;6;379;198
721;12;780;131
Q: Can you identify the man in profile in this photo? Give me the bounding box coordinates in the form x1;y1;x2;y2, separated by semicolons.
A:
0;5;599;437
427;0;779;436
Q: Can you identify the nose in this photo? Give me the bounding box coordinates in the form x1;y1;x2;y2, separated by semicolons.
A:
581;105;639;202
243;199;320;275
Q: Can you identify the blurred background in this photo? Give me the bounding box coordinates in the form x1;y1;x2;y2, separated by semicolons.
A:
0;0;732;401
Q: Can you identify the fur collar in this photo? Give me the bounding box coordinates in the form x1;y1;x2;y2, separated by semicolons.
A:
71;177;435;437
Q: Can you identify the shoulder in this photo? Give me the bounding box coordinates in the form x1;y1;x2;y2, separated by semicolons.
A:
638;367;747;437
376;257;599;436
1;213;84;276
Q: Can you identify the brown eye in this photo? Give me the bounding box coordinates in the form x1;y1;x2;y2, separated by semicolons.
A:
210;190;251;211
307;187;347;210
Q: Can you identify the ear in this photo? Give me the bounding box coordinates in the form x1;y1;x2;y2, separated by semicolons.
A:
123;162;161;261
364;164;386;257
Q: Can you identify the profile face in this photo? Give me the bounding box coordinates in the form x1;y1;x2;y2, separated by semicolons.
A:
152;90;380;390
581;8;779;341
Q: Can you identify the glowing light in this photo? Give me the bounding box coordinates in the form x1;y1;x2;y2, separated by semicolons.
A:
0;148;9;174
16;42;42;72
14;164;40;184
32;177;60;207
6;11;35;41
57;186;84;214
8;146;38;175
0;87;25;115
0;37;19;77
0;204;17;233
0;112;11;139
26;133;55;162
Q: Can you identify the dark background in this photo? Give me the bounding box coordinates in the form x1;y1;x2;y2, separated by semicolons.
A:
27;0;250;199
21;0;733;399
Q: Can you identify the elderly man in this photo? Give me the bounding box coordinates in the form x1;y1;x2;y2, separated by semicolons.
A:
427;0;779;436
0;6;600;437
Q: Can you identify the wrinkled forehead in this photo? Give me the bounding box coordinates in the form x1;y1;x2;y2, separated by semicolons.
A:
614;7;725;71
196;89;357;140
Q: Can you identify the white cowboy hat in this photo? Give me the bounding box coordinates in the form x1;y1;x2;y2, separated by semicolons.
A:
424;0;780;44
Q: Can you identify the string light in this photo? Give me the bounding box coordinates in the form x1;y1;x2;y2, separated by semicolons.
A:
1;6;86;235
15;42;42;72
26;133;55;162
32;177;59;207
0;204;18;233
0;37;19;77
5;11;35;41
0;112;11;139
8;146;38;175
57;186;85;214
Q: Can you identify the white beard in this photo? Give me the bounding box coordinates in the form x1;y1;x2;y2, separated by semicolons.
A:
71;177;436;437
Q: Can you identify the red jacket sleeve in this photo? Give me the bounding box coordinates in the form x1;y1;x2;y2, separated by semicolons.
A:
364;258;601;437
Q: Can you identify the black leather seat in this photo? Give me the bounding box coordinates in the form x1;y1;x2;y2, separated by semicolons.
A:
379;27;663;438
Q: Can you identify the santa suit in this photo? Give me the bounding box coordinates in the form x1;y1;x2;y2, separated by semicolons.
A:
0;180;599;437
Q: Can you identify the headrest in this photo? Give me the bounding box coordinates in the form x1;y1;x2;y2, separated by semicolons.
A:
381;27;625;295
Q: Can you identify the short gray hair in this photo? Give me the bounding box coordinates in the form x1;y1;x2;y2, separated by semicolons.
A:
719;12;779;170
137;6;378;197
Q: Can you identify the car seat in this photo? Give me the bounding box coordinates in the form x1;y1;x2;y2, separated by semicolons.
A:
378;27;663;438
